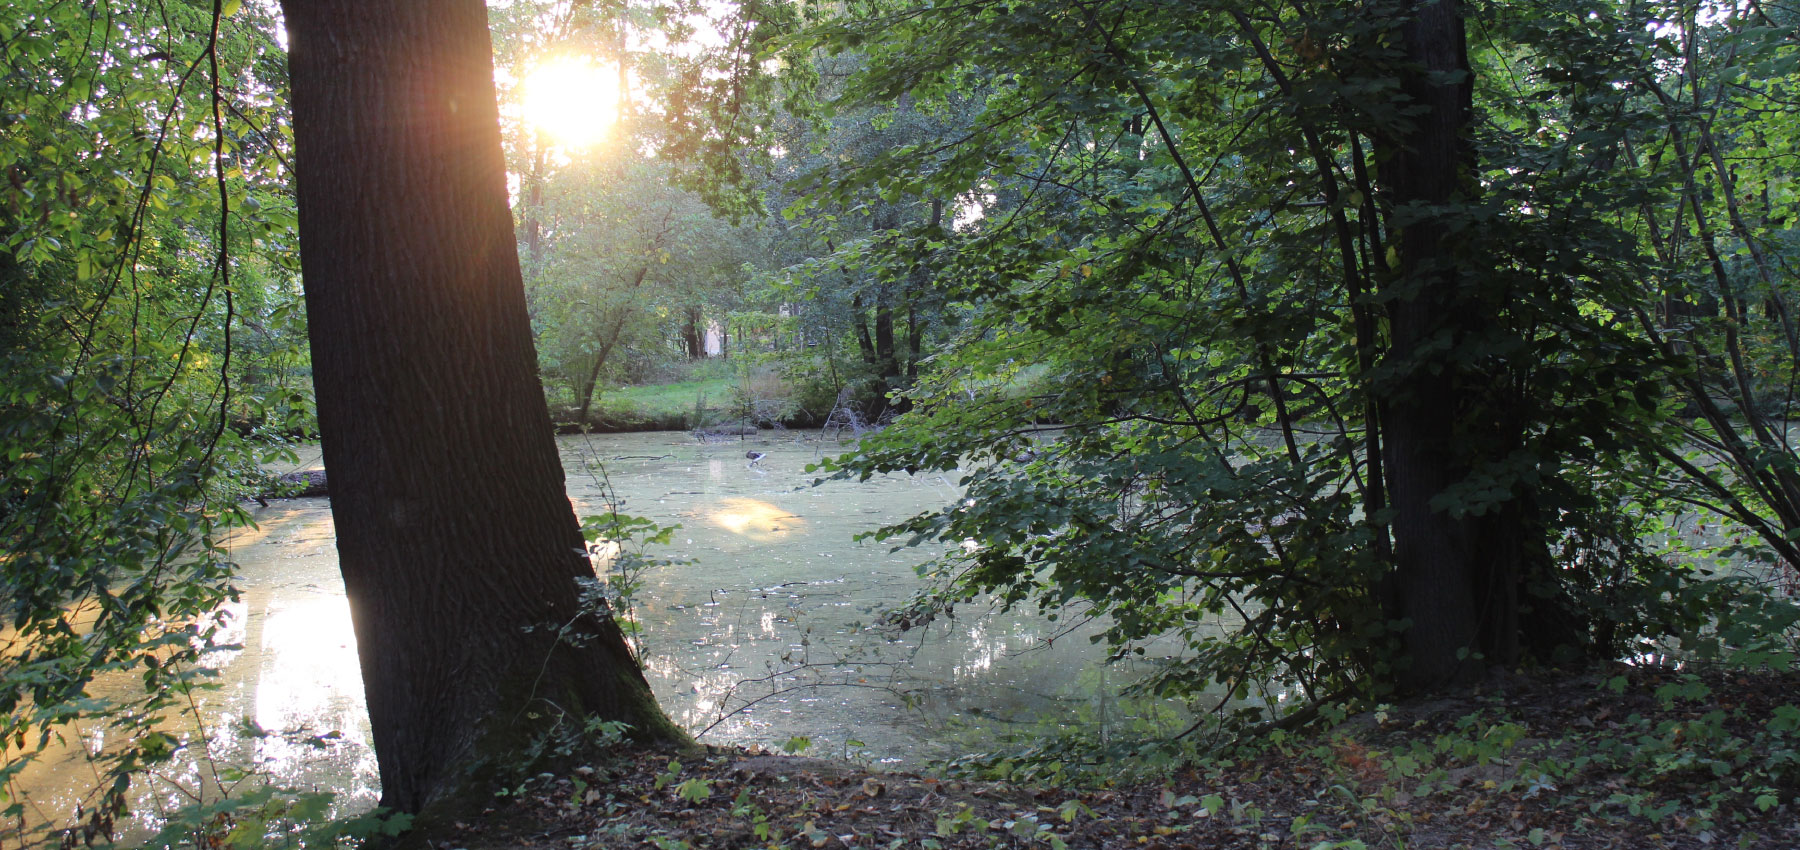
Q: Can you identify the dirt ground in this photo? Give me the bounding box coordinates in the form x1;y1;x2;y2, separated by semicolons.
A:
415;664;1800;850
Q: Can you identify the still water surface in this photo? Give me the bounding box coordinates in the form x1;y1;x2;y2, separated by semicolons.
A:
21;431;1174;838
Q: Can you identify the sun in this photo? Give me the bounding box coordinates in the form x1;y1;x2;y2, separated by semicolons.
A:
521;56;622;150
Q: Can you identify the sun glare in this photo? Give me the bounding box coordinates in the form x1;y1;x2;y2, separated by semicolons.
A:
522;56;621;150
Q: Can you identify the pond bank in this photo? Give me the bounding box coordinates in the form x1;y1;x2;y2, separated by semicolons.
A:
413;664;1800;850
550;409;831;434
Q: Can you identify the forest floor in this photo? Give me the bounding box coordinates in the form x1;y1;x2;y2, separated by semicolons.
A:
422;664;1800;850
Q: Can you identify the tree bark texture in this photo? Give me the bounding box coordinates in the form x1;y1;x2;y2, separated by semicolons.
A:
281;0;677;813
1373;0;1522;689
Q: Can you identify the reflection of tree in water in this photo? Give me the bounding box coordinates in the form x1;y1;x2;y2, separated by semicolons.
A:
678;582;1193;766
821;386;896;441
556;431;1188;763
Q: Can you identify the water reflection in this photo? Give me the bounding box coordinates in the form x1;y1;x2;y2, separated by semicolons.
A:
708;498;805;540
559;432;1182;762
252;596;370;782
6;494;381;846
18;432;1188;843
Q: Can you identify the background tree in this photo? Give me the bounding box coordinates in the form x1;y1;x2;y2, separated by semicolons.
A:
759;76;970;420
1590;3;1800;573
794;0;1799;714
489;0;799;425
530;158;760;421
280;0;680;813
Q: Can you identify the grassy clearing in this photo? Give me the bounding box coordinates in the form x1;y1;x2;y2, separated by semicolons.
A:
549;360;810;432
592;378;738;430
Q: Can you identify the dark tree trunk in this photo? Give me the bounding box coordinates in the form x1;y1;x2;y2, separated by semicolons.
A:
1372;0;1531;690
904;198;942;386
849;292;891;420
853;293;878;365
281;0;678;813
873;286;896;380
906;303;921;381
682;306;704;360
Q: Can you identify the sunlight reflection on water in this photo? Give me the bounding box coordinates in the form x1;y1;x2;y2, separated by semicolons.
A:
18;431;1194;843
708;497;806;540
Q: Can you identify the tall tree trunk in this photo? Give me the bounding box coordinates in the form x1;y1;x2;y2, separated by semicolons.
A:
281;0;678;813
1373;0;1520;690
849;292;890;420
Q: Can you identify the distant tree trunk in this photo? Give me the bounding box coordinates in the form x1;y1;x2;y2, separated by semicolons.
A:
848;292;891;420
906;303;921;381
853;292;878;365
903;198;943;387
1373;0;1533;690
573;265;652;423
576;308;635;424
873;286;896;380
282;0;679;813
682;306;704;360
523;140;546;265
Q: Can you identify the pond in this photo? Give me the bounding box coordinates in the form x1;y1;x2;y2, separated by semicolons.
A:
16;431;1187;841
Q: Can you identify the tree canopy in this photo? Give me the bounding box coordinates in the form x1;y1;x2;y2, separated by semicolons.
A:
793;0;1800;710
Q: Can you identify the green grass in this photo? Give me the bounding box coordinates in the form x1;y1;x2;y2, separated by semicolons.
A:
596;378;735;429
547;360;817;432
551;361;788;431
